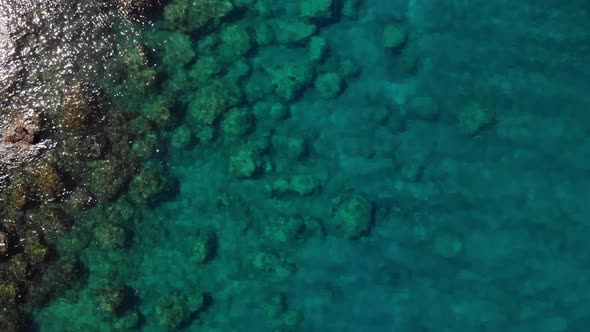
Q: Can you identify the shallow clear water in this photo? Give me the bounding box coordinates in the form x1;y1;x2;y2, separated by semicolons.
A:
2;0;590;331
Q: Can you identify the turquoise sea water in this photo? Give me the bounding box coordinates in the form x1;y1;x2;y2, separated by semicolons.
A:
2;0;590;331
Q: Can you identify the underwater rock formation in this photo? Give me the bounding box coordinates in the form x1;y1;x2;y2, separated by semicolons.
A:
0;231;8;256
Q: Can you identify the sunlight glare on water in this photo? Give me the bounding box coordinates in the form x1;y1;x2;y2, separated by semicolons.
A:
0;0;145;182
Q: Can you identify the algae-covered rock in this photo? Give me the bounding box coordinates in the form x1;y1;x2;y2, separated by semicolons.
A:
31;206;74;240
61;83;94;132
289;174;321;196
314;72;343;99
23;233;49;265
94;224;127;249
154;291;205;331
253;0;275;17
192;229;218;264
271;63;314;101
271;19;317;44
0;282;18;305
141;96;174;127
189;56;223;85
7;254;29;282
187;82;241;125
219;24;252;62
249;250;278;272
308;36;329;63
269;103;290;121
23;265;68;308
115;43;158;95
29;256;85;307
129;163;168;204
286;137;307;160
248;249;295;279
332;194;373;238
161;66;191;97
270;174;320;196
196;34;220;54
229;145;263;178
113;310;141;331
164;0;233;33
63;189;94;213
170;125;192;150
0;231;8;256
457;100;495;135
32;164;62;200
264;216;305;244
87;159;130;201
3;182;28;211
338;58;361;78
221;107;255;138
116;0;161;11
300;0;334;19
383;23;407;49
224;59;251;84
96;285;126;314
196;126;215;143
160;31;195;70
255;22;275;45
244;70;274;102
0;307;22;332
130;133;159;160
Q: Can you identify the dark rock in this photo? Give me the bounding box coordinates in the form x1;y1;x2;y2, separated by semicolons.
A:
0;231;8;256
2;122;39;145
116;0;165;19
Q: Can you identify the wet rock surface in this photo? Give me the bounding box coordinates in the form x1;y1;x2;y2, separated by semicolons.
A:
0;0;167;329
0;231;8;255
2;121;38;145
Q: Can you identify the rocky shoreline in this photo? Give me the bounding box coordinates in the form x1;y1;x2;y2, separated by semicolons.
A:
0;1;167;330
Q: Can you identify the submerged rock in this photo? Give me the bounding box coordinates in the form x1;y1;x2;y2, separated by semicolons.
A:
163;0;233;33
457;100;495;135
116;0;163;16
0;230;8;256
229;145;263;178
332;194;373;239
192;229;218;264
383;23;408;49
314;72;344;99
221;107;255;138
0;282;17;305
154;291;205;331
270;19;317;44
95;285;126;314
300;0;334;19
